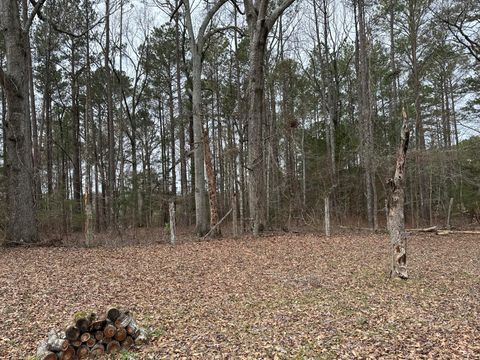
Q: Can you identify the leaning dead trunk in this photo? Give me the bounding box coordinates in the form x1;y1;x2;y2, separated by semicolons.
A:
386;108;410;279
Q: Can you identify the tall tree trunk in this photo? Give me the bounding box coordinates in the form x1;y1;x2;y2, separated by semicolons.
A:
168;77;176;195
27;28;41;200
175;5;187;197
45;34;53;196
247;26;268;235
387;109;410;280
85;0;93;220
71;39;82;218
0;0;38;245
244;0;295;235
93;108;101;231
191;55;209;235
105;0;116;227
204;128;220;237
183;0;228;236
356;0;376;230
389;0;398;137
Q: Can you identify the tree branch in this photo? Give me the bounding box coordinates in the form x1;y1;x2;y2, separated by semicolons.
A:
197;0;229;42
29;0;105;38
230;0;245;15
204;25;245;42
266;0;296;30
24;0;47;32
169;0;184;22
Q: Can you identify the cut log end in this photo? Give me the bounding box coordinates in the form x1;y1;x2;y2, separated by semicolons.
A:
103;323;116;338
121;336;134;350
94;330;104;341
37;341;57;360
106;340;121;354
86;336;96;348
91;343;105;357
114;327;127;342
75;318;90;333
47;331;69;352
76;344;89;359
107;308;121;322
90;319;106;331
65;326;80;341
58;345;75;360
115;312;132;328
80;332;91;343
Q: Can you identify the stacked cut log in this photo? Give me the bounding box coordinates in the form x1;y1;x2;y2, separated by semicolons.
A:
36;308;147;360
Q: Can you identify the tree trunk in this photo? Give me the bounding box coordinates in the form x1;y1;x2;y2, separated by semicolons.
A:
0;0;38;245
246;3;268;235
356;0;376;231
324;196;331;237
191;55;209;235
204;128;220;237
183;0;228;235
169;201;176;244
175;6;187;197
71;39;82;218
387;109;410;280
244;0;295;235
105;0;116;227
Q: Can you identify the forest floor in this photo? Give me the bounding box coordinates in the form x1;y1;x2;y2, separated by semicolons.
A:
0;232;479;359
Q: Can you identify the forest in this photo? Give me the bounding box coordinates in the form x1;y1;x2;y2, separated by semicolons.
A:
0;0;479;358
1;0;480;242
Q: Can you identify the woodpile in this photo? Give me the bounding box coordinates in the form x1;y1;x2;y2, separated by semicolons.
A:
36;308;147;360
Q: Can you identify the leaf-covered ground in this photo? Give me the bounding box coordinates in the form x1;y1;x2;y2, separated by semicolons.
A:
0;232;479;359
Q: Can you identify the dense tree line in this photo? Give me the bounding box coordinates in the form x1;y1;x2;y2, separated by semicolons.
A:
0;0;479;246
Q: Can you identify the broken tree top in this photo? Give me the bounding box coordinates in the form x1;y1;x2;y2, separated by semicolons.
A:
36;308;147;360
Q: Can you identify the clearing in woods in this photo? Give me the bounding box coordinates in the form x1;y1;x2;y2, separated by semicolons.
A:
0;233;479;359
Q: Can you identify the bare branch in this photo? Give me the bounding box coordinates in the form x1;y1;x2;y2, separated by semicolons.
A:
24;0;47;32
229;0;244;16
29;0;105;38
204;25;245;42
169;0;184;22
197;0;229;43
266;0;296;31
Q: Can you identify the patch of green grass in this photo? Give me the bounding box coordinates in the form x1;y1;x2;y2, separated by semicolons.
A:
292;346;308;360
73;310;89;321
147;325;165;338
116;350;139;360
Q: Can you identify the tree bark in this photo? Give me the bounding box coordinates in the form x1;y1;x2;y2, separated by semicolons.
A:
169;201;176;244
244;0;295;235
105;0;116;227
356;0;376;231
387;108;410;280
0;0;38;245
183;0;228;236
190;54;209;235
174;4;187;197
204;128;220;237
324;196;331;237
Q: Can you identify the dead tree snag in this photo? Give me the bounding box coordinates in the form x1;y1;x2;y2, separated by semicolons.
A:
387;108;410;279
